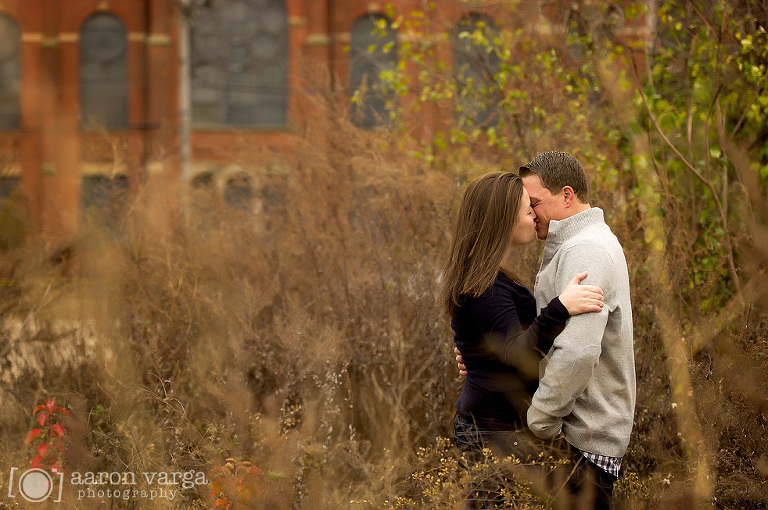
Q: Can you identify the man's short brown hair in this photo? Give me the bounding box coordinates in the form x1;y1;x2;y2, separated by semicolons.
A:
519;151;590;203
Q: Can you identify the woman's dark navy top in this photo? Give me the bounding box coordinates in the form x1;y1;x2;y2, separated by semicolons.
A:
453;271;570;430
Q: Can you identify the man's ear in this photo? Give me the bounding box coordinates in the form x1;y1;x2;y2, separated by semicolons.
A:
562;186;576;208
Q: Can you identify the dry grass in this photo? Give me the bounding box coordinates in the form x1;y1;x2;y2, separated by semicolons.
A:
0;97;767;510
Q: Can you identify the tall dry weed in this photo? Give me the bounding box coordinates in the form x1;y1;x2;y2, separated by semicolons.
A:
0;97;470;509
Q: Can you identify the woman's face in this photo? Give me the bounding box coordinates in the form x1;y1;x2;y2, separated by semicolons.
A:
509;188;538;248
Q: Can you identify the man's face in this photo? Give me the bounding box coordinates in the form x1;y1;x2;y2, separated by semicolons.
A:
522;175;565;240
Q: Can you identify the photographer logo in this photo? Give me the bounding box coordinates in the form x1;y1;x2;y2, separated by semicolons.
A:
6;467;207;504
7;467;64;503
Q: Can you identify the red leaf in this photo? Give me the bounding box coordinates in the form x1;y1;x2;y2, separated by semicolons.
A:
51;423;66;438
36;443;50;457
25;429;42;446
31;455;44;468
33;404;47;414
46;398;56;413
37;411;49;427
213;497;230;509
236;489;253;503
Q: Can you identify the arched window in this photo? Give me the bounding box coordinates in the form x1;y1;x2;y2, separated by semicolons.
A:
452;14;500;128
191;0;288;128
0;176;20;201
0;14;21;130
223;172;253;210
191;172;214;191
81;174;128;231
349;14;398;128
80;13;129;129
189;172;219;226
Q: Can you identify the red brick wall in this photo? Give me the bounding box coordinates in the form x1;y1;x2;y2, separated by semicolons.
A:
0;0;649;239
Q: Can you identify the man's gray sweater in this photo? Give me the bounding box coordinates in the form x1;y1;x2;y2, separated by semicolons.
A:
527;207;636;458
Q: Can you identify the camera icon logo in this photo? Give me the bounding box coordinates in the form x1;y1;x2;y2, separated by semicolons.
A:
7;467;64;503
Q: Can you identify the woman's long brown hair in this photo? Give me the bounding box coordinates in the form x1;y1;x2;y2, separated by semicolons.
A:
440;171;524;317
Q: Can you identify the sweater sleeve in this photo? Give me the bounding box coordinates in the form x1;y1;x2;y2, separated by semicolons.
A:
527;244;614;439
475;289;570;379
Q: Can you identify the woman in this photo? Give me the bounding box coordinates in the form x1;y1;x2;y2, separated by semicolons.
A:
440;171;603;508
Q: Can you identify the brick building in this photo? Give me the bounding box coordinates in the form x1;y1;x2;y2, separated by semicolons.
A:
0;0;649;240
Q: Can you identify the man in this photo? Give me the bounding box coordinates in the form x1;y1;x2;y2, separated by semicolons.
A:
456;151;635;509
